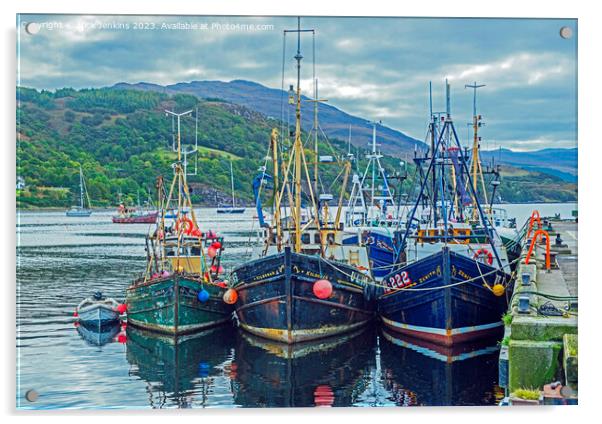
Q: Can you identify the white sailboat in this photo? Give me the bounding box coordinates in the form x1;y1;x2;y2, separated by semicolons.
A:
217;161;245;214
66;165;92;217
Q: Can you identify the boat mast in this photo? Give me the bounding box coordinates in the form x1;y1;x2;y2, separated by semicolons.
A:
429;82;437;225
293;17;303;252
465;81;487;218
165;109;193;215
230;160;235;208
271;128;282;250
79;165;84;209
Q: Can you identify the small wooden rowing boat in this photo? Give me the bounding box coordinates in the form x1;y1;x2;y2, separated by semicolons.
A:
75;292;122;328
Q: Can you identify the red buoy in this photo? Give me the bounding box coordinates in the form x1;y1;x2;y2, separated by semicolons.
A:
207;246;218;258
211;241;222;250
116;304;127;314
73;311;78;317
313;279;333;299
223;288;238;305
314;385;334;407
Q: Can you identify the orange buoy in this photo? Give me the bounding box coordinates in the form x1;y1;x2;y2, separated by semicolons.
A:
223;288;238;304
313;279;333;299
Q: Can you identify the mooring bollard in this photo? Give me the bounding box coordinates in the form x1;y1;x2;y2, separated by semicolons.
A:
518;294;530;314
521;273;531;286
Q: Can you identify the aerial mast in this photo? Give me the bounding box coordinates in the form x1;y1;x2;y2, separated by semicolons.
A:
164;109;193;213
465;81;487;217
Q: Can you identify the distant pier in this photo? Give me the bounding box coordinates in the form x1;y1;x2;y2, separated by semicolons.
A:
499;216;578;405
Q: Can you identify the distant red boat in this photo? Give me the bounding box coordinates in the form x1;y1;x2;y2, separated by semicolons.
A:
112;204;158;224
112;212;158;224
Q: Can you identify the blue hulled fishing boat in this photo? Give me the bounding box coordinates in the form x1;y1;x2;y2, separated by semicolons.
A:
377;81;513;346
342;123;406;280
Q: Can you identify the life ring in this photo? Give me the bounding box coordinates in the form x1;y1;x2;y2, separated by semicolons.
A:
474;248;494;265
175;216;194;235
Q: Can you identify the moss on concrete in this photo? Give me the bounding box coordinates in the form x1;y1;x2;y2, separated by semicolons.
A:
563;334;578;386
511;316;577;342
512;388;541;400
508;339;562;392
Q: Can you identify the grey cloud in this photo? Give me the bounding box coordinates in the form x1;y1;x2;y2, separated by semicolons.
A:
17;14;577;151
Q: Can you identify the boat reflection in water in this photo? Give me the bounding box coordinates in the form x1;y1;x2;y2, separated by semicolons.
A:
231;327;375;407
379;327;503;406
76;321;123;348
125;326;236;408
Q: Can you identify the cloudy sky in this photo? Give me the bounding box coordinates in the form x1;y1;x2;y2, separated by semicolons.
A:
17;15;577;151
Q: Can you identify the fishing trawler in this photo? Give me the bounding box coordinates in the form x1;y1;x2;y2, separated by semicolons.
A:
230;19;376;344
343;123;407;280
217;161;246;214
66;165;92;217
125;108;233;335
377;82;513;346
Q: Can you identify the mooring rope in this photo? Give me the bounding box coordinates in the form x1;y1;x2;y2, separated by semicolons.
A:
318;252;524;293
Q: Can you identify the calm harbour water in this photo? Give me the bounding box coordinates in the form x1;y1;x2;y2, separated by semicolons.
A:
16;203;576;409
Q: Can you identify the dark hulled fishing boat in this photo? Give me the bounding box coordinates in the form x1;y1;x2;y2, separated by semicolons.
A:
126;109;233;335
232;246;374;343
377;82;513;346
232;327;375;407
379;326;502;406
230;19;376;344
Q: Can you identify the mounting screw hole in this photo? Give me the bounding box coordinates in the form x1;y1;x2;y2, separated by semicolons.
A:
559;26;572;39
25;22;41;35
25;389;38;402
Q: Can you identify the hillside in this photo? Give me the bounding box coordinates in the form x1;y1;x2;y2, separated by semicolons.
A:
16;86;577;209
480;148;577;182
111;80;426;156
16;87;281;208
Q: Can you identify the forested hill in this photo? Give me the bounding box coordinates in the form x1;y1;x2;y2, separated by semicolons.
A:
16;86;577;209
16;87;282;208
112;80;426;156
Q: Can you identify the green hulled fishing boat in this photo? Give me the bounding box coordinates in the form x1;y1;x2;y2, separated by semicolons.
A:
126;108;233;335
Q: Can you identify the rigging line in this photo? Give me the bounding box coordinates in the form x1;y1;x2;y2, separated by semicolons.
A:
280;31;286;149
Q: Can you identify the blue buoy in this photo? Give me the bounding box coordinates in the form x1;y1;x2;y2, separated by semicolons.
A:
197;289;210;303
198;362;210;377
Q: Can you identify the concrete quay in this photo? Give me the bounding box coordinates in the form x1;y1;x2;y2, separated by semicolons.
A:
499;219;578;405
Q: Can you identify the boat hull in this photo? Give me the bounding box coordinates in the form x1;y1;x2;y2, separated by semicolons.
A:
231;247;376;344
66;209;92;217
78;303;120;327
217;208;246;214
77;321;121;346
126;275;233;335
378;247;512;346
112;212;158;224
343;229;395;279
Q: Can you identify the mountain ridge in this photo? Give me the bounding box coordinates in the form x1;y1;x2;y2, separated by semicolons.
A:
111;79;427;157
